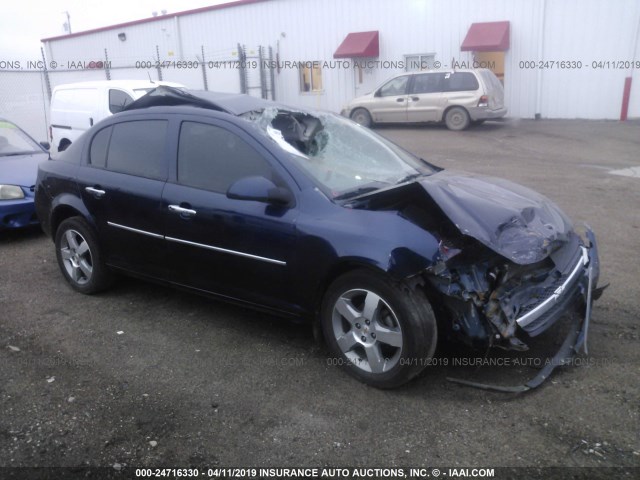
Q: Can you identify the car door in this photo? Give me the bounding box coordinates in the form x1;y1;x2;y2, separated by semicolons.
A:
77;116;169;279
368;75;410;123
162;117;299;313
406;72;445;122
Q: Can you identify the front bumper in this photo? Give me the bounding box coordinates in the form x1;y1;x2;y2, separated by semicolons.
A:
448;230;600;392
0;197;38;230
515;230;599;338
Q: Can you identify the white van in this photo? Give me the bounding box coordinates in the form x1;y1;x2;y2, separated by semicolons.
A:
49;80;184;152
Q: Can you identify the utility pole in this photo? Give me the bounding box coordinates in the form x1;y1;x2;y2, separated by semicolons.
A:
63;11;72;34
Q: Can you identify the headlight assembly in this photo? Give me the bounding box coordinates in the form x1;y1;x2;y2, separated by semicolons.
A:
0;185;25;200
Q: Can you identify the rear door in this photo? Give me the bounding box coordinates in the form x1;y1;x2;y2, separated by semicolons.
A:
77;116;170;279
406;72;446;122
369;75;410;123
479;69;505;111
162;117;298;312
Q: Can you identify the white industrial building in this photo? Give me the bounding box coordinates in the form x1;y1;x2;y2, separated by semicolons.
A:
40;0;640;120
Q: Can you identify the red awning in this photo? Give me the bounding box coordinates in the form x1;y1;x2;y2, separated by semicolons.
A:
461;21;510;52
334;31;379;58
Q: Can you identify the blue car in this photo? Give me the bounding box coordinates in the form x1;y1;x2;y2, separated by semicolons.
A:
0;118;49;230
35;87;602;389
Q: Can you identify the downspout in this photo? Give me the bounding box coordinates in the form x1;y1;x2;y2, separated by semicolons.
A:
174;15;184;60
535;0;547;119
621;7;640;120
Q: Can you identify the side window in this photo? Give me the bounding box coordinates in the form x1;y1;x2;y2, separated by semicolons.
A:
178;122;274;193
89;126;112;168
378;76;409;97
411;73;444;94
107;120;168;180
443;72;479;92
109;89;134;114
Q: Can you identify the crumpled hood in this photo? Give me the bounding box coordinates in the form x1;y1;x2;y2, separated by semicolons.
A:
0;153;48;187
419;171;573;264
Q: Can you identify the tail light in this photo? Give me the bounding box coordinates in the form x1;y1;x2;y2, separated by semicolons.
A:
478;95;489;107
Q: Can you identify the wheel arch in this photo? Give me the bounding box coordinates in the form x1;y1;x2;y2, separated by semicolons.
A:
50;195;95;240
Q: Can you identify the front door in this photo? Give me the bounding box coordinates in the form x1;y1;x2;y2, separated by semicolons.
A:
369;75;410;123
162;118;298;313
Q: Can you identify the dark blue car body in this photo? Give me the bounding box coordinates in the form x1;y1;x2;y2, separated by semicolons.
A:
34;88;601;388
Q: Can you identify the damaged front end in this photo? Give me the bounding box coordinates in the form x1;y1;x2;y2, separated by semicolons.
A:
252;105;602;390
426;228;600;352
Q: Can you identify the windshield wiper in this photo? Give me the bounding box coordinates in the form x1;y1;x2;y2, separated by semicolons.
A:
395;172;427;185
333;185;383;201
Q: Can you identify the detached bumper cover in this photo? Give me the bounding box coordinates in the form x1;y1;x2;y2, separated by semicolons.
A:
448;230;600;392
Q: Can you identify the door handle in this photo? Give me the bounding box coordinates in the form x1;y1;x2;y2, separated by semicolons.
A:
85;186;106;198
396;97;405;102
168;204;197;217
411;97;420;102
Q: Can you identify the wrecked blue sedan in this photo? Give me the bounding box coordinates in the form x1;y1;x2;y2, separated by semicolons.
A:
35;87;601;389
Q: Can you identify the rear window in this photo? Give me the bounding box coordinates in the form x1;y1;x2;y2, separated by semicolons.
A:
443;72;479;92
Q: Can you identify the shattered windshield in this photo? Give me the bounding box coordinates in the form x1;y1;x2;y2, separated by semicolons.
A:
253;108;434;199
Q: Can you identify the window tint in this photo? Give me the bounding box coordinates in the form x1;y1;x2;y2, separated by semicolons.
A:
411;73;444;94
379;76;409;97
109;89;134;113
89;126;112;168
443;72;479;92
107;121;167;180
178;122;273;193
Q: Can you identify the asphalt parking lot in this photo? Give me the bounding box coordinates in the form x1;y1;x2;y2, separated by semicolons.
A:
1;119;639;473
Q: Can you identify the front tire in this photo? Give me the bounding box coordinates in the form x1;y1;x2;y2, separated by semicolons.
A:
55;217;113;294
444;107;470;131
321;269;437;388
350;108;373;128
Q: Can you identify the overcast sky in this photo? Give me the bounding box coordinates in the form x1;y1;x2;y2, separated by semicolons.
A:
0;0;228;61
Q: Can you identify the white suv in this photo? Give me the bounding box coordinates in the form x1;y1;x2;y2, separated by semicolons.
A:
341;69;506;130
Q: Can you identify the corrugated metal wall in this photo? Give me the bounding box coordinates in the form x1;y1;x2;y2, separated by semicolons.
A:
43;0;640;119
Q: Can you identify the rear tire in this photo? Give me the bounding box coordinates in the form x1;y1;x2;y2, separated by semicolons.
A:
350;108;373;128
55;217;113;294
444;107;470;131
321;269;437;388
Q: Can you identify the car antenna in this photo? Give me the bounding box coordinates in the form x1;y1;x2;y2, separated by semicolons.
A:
147;72;155;84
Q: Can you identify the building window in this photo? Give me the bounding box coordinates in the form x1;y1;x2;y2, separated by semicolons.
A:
405;54;435;72
300;62;323;92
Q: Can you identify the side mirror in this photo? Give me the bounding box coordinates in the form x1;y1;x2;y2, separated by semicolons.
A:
227;176;293;206
374;89;381;97
39;141;50;151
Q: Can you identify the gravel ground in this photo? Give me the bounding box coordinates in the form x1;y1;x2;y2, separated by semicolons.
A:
0;119;638;475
